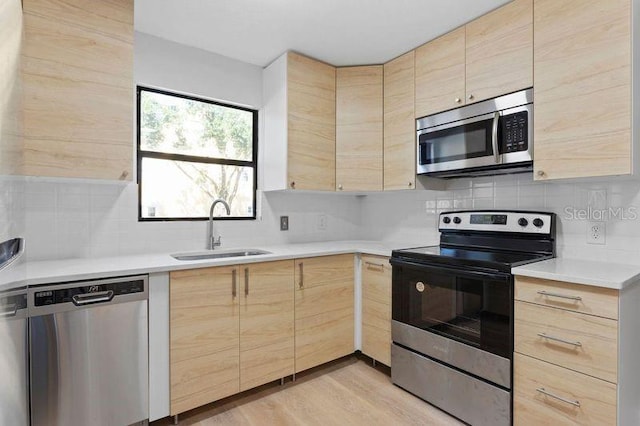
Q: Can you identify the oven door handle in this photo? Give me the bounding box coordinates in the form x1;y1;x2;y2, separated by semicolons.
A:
389;258;511;282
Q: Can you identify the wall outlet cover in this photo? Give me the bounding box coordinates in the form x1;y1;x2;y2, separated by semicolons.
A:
280;216;289;231
587;221;605;245
317;214;327;231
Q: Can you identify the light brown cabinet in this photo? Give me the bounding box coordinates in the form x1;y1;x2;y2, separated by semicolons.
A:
383;52;416;191
336;66;383;192
239;261;294;392
465;0;532;103
361;255;392;366
533;0;631;180
22;0;133;180
295;254;354;372
263;51;336;191
414;0;532;119
414;27;466;119
170;261;294;415
169;265;240;416
513;276;621;425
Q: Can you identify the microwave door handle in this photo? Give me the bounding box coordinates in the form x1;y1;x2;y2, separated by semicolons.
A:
492;111;501;164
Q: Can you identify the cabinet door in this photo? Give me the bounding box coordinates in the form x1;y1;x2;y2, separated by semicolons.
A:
533;0;631;180
22;0;133;180
336;66;383;191
361;255;392;366
295;255;354;372
287;52;336;191
239;260;294;391
465;0;532;103
384;52;416;191
415;27;466;118
169;266;239;415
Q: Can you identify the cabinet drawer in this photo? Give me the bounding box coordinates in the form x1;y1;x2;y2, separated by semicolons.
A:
295;254;354;290
515;276;618;320
361;255;391;304
514;353;617;425
514;301;617;383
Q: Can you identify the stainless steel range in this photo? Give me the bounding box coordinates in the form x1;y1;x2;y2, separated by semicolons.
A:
390;210;555;426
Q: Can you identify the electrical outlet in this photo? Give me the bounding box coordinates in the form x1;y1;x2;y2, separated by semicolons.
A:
317;214;327;231
587;221;606;245
280;216;289;231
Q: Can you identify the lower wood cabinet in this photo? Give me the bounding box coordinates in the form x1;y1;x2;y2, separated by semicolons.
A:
513;275;626;425
294;254;354;372
361;255;391;365
239;261;294;391
514;352;617;425
169;265;240;416
169;260;294;416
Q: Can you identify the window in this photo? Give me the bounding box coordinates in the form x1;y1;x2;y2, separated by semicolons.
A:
137;87;258;221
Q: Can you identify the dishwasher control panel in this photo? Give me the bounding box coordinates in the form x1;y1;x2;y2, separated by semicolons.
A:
34;277;145;306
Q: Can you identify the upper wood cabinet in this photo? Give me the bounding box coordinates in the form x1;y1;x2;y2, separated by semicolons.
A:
414;27;466;118
336;66;383;192
383;51;416;191
414;0;532;119
465;0;533;103
533;0;631;180
21;0;133;181
263;51;336;191
239;261;294;392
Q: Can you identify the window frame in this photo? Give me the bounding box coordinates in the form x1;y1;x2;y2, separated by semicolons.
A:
136;86;258;222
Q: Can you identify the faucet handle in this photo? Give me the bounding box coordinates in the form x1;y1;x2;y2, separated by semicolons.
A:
213;236;222;247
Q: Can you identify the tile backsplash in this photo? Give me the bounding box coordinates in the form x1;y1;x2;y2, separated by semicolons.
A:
18;178;362;261
10;173;640;264
360;174;640;265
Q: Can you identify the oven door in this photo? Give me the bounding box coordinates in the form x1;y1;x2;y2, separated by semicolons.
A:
391;258;512;359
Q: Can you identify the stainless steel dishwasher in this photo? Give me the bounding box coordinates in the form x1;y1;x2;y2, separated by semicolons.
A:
29;275;149;426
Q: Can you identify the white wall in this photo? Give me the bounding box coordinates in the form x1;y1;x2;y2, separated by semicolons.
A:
0;0;24;248
22;34;362;261
135;32;262;109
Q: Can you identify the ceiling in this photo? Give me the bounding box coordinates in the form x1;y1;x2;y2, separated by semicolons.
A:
135;0;513;68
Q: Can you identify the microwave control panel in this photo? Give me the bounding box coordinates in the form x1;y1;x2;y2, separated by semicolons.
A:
501;111;528;153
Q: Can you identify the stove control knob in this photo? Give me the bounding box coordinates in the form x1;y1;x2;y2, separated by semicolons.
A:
443;217;451;224
533;218;544;228
518;218;529;227
453;217;462;224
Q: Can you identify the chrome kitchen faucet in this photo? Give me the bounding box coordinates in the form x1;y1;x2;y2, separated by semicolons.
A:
208;199;231;249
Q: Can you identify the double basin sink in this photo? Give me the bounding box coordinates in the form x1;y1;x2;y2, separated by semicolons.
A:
171;249;271;261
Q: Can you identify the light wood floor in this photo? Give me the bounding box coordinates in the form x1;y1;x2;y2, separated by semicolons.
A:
154;356;464;426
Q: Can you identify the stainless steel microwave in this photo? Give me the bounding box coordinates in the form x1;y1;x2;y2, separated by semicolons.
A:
417;88;533;178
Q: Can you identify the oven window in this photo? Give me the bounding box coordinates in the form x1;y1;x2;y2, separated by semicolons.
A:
419;118;493;165
392;265;512;359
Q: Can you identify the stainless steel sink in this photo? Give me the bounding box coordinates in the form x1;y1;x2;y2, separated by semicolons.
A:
171;249;271;261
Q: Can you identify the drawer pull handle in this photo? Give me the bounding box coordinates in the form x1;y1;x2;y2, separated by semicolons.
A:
537;290;582;301
536;387;581;407
365;261;385;270
537;333;582;347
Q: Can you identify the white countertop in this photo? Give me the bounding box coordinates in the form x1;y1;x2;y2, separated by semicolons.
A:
6;240;640;291
0;240;402;290
512;258;640;290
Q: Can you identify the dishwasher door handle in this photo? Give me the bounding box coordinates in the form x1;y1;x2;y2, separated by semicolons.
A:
0;303;17;318
71;290;114;306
